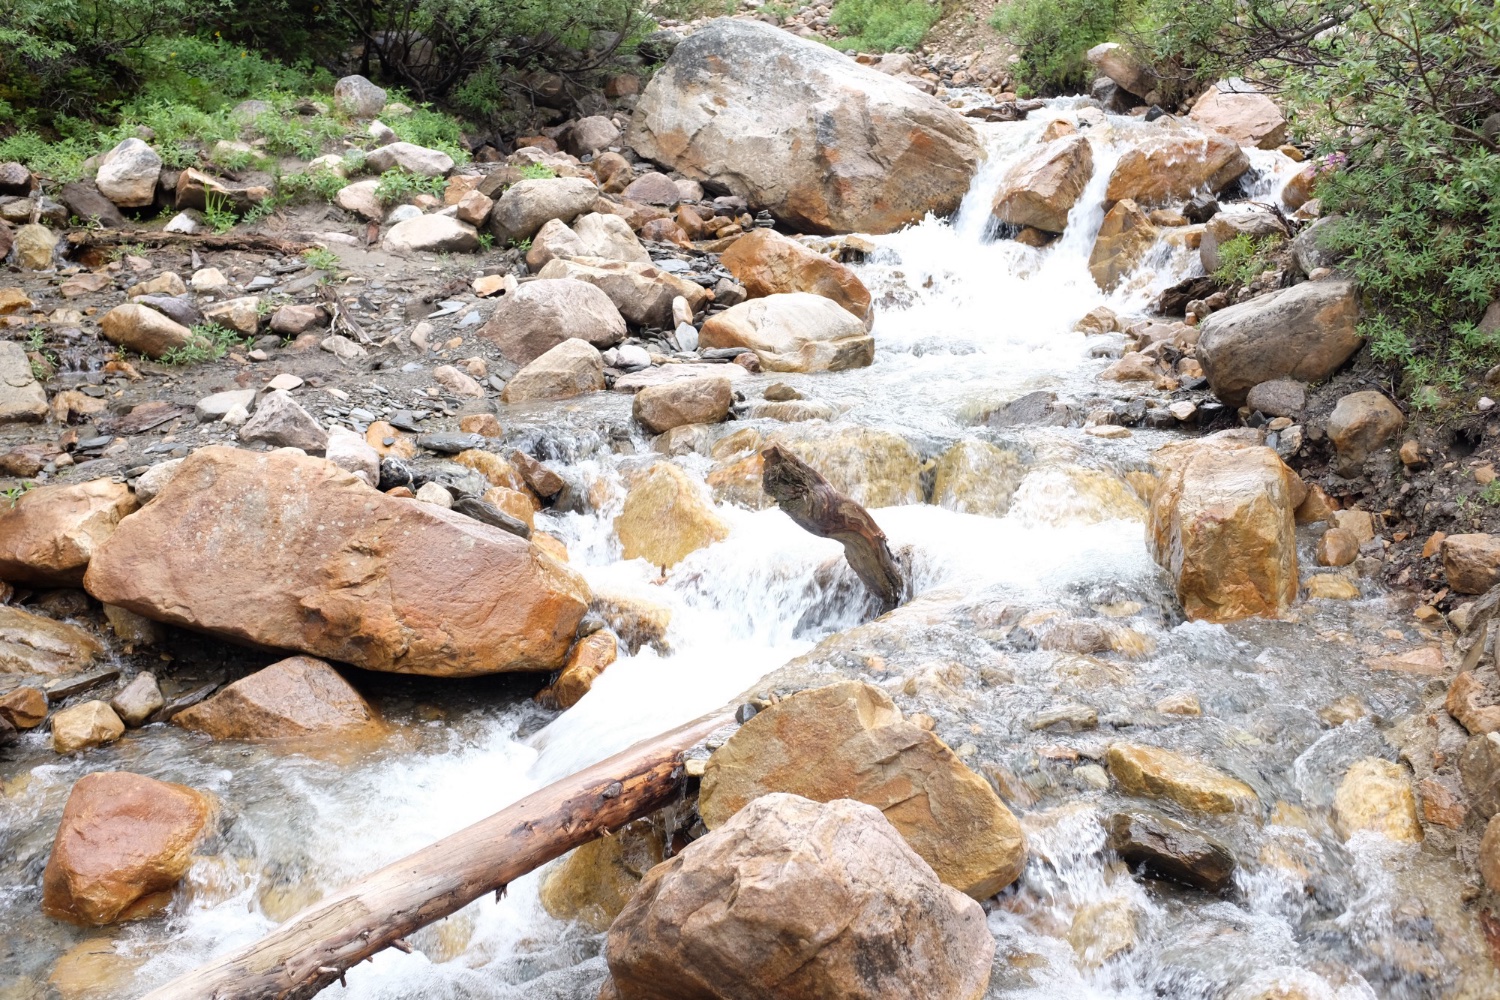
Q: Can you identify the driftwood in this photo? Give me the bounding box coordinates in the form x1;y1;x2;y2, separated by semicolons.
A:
66;230;314;256
139;711;733;1000
761;443;906;612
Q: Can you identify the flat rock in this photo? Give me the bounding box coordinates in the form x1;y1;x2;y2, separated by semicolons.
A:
0;605;105;676
0;341;48;423
501;338;606;404
633;377;733;435
700;292;872;372
383;214;479;253
175;655;378;740
1107;742;1258;814
1107;811;1235;892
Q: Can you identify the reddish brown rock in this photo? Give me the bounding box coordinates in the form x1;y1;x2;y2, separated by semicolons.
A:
535;632;618;710
175;656;378;740
1105;132;1250;208
991;135;1094;234
0;479;138;586
1443;533;1500;594
719;229;873;325
0;685;47;728
633;377;734;435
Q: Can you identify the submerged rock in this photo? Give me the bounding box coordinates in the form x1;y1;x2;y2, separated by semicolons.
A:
1333;757;1423;842
175;656;378;740
540;820;665;931
1107;811;1235;892
931;440;1026;516
535;632;618;710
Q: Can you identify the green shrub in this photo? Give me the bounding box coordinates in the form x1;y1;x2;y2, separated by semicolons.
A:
385;100;469;163
652;0;735;20
829;0;941;52
990;0;1128;95
1212;234;1279;287
519;163;557;180
374;169;446;205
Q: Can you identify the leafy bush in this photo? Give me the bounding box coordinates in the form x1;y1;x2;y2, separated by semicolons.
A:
652;0;735;20
519;163;557;180
1212;233;1279;287
385;100;469;162
374;169;446;204
829;0;941;52
990;0;1128;95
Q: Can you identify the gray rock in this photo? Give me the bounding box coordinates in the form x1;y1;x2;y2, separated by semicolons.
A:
109;672;164;727
325;426;381;486
0;162;32;197
564;116;621;157
196;389;257;422
133;294;203;329
477;277;626;365
1462;732;1500;822
386;204;424;224
59;181;127;229
383;215;480;254
622;171;682;206
96;138;162;208
163;210;206;234
1291;215;1342;275
238;389;328;451
416;432;489;455
334;75;387;118
0;341;48;423
1244;379;1306;418
1107;811;1235;892
134;458;185;503
365;142;454;177
487;177;599;244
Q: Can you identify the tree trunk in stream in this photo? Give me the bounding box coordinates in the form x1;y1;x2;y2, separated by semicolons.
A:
760;443;907;612
138;711;733;1000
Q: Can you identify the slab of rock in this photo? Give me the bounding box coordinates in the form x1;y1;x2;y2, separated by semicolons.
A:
197;388;258;423
478;278;626;365
42;771;215;925
99;303;194;358
109;672;164;727
83;446;590;676
615;462;728;568
719;228;872;325
573;212;651;263
175;169;269;213
535;632;618;710
0;685;47;728
501;338;606;404
629;19;982;235
701;681;1025;899
633;377;733;435
1197;280;1361;406
1326;390;1403;474
0;479;138;586
541;820;665;932
992;135;1094;234
95;138;162;208
1443;534;1500;594
613;363;748;393
1333;757;1422;842
175;655;377;740
365;142;454;177
1189;80;1287;149
536;256;708;328
383;214;479;253
487;177;599;244
0;340;47;423
700;292;872;373
1105;131;1250;207
51;701;125;754
58;182;126;229
932;439;1026;517
1107;811;1234;892
0;605;105;675
604;793;995;1000
237;389;327;451
1089;198;1158;290
1107;742;1258;814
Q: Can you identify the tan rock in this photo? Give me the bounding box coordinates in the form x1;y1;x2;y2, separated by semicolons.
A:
1443;533;1500;594
459;413;503;437
1105;131;1251;207
701;681;1025;898
931;439;1025;516
0;604;105;675
51;701;125;754
592;587;672;654
1106;742;1258;814
1068;897;1137;968
1331;508;1374;543
1326;391;1403;474
1446;671;1500;735
615;462;729;568
1316;527;1359;567
482;486;538;529
1295;483;1336;525
479;279;625;365
0;340;49;423
535;632;619;710
203;296;262;336
175;655;379;740
0;684;47;728
536;257;709;328
500;338;606;404
109;671;163;726
83;446;590;677
779;427;924;508
633;376;733;435
99;303;195;358
540;820;665;931
1189;81;1287;149
1481;814;1500;892
1089;199;1157;291
1305;574;1359;600
1332;757;1422;842
992;135;1094;234
16;223;58;269
0;479;138;586
41;771;215;924
1086;41;1156;97
47;937;144;1000
719;228;873;324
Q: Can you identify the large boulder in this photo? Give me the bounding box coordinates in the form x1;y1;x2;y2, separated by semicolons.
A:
991;135;1094;234
720;228;872;324
536;257;708;328
99;304;194;359
1326;391;1403;475
628;19;983;235
700;293;873;372
1196;280;1361;406
501;338;607;404
604;793;995;1000
1147;441;1299;622
0;479;136;586
0;604;105;676
0;340;48;423
41;772;215;925
1105;131;1250;207
478;279;626;365
95;138;162;209
382;215;479;253
83;446;590;676
1189;80;1287;149
175;655;379;740
633;376;734;435
1089;198;1158;291
700;681;1025;898
487;177;599;244
615;462;729;568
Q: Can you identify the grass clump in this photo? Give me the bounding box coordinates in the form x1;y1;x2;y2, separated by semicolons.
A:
830;0;942;52
374;169;446;205
519;163;557;180
1212;234;1280;288
159;322;251;365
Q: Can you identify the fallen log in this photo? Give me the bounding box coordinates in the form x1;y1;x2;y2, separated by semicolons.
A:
761;443;906;612
66;230;314;256
139;710;734;1000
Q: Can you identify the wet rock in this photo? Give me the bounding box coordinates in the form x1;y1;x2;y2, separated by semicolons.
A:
701;681;1025;898
629;19;982;235
1326;390;1403;474
83;446;590;676
1245;379;1306;418
103;604;161;647
1316;527;1360;567
720;228;873;324
1332;757;1422;842
1088;199;1158;291
1445;671;1500;735
41;771;215;924
700;293;873;373
334;74;386;117
176;655;377;740
615;462;729;568
992;135;1094;234
1196;280;1361;406
1199;207;1285;273
0;340;48;423
1482;815;1500;892
479;278;626;365
500;338;606;404
540;820;665;931
109;671;164;727
487;177;599;244
1068;897;1137;968
604;793;994;1000
537;256;707;328
365;142;454;177
1188;80;1287;149
591;587;671;655
1107;811;1235;892
324;426;381;486
1106;743;1257;814
1305;573;1359;600
0;479;137;586
633;377;733;435
931;440;1026;517
15;222;57;269
98;303;193;358
1442;534;1500;594
95;138;162;208
0;685;47;728
535;631;618;710
1105;130;1250;207
51;701;125;754
1461;732;1500;820
238;389;327;451
0;604;105;675
383;214;479;253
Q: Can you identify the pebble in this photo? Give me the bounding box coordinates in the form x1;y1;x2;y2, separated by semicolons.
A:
266;373;303;391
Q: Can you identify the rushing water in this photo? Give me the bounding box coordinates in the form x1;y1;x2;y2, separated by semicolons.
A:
2;101;1494;1000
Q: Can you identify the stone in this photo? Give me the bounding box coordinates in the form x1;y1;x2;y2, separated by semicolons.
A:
701;681;1024;899
784;428;924;508
175;655;378;740
604;793;994;1000
500;338;606;404
1199;207;1285;273
454;450;528;493
1086;41;1156;97
1107;743;1258;814
41;772;214;924
992;135;1094;233
16;223;59;269
478;278;626;365
334;75;386;117
109;672;164;727
1089;198;1158;290
1189;80;1287;149
126;272;187;298
536;256;708;328
1316;527;1360;567
454;188;494;226
1331;508;1375;543
459;413;503;438
0;685;47;728
931;439;1026;517
1105;131;1251;207
0;161;33;195
431;364;485;398
95;138;162;208
238;389;327;451
383;215;479;253
1462;732;1500;820
175;169;269;212
564;115;622;157
1148;442;1299;622
634;376;733;434
103;604;161;647
700;293;872;373
269;304;328;337
59;182;127;229
535;632;619;710
335;179;383;221
621;171;683;206
83;446;590;676
1245;379;1306;418
0;604;105;675
487;177;599;244
189;266;229;294
1332;757;1422;842
51;701;126;754
415;482;453;507
1443;534;1500;594
616;462;729;568
1305;574;1358;600
592;587;671;654
0;340;49;423
1446;671;1500;735
202;295;263;336
573;212;651;263
365;142;454;177
1197;280;1361;406
525;218;587;270
1326;391;1403;474
0;479;138;586
1068;897;1137;968
629;19;982;235
541;821;665;932
324;426;381;486
720;228;872;325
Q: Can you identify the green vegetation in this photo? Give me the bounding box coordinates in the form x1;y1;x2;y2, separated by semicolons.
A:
519;163;558;180
990;0;1127;93
653;0;736;20
2;482;38;506
374;169;446;205
201;192;237;233
159;322;250;365
1212;234;1279;288
302;247;341;272
829;0;941;52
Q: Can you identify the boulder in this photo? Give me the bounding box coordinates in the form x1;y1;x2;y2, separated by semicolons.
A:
605;793;994;1000
500;338;607;404
0;479;138;586
455;188;494;226
83;446;590;676
1106;811;1235;892
1089;198;1158;290
487;177;599;244
0;340;48;423
324;426;381;486
1189;80;1287;149
1462;732;1500;820
383;215;479;253
95;138;162;209
175;655;378;740
269;304;328;337
615;462;729;568
628;19;983;234
633;377;733;434
621;171;683;206
700;293;873;372
110;672;164;727
573;212;651;263
1326;391;1403;474
335;179;383;221
525;218;588;270
701;681;1025;898
364;142;454;177
535;632;619;710
15;223;57;269
0;685;47;728
99;303;194;358
1196;280;1361;405
1148;442;1299;622
1106;743;1258;814
536;257;708;328
1244;379;1306;418
1332;757;1422;842
0;604;105;675
238;389;328;451
334;75;386;117
1291;215;1341;274
59;182;127;229
563;116;621;157
41;772;215;925
1105;131;1250;207
478;278;626;364
541;821;665;931
1316;527;1360;567
720;229;872;324
1443;534;1500;594
51;701;125;754
931;440;1026;517
1086;42;1156;98
992;135;1094;234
